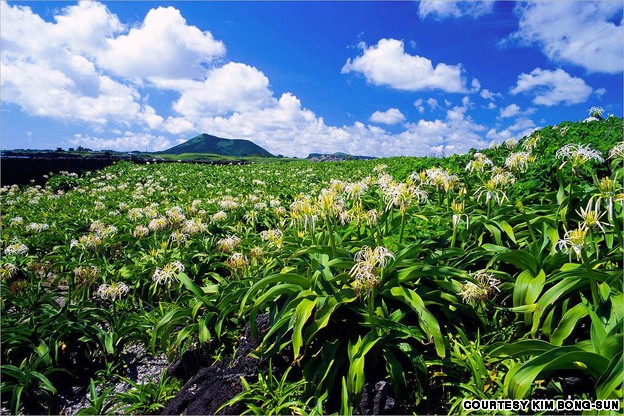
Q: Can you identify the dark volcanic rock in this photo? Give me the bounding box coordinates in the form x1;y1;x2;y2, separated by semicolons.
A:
162;315;272;415
357;381;396;415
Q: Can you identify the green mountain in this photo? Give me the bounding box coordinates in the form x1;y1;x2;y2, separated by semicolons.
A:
162;134;273;157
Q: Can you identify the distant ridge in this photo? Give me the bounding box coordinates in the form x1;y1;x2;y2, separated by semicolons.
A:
307;152;376;161
162;134;273;157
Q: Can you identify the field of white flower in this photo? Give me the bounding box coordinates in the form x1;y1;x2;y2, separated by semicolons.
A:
1;117;622;414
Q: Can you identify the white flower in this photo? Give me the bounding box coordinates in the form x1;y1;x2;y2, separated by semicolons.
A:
217;235;241;253
4;242;29;256
96;281;129;301
350;246;394;295
458;270;500;305
152;261;185;286
556;144;604;169
555;227;588;259
608;142;624;159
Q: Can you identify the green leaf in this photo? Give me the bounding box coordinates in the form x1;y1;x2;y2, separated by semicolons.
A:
347;332;381;396
506;349;609;399
550;303;589;346
387;286;445;358
596;353;624;399
292;297;316;360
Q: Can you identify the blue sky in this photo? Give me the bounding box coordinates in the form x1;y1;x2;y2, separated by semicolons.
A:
1;1;622;157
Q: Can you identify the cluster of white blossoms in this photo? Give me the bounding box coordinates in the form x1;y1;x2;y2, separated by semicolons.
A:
148;217;169;232
1;263;19;280
4;241;29;257
182;218;207;235
260;229;284;249
212;211;228;222
226;252;249;271
349;246;394;295
474;179;508;205
419;168;460;192
491;169;517;187
383;182;428;214
608;142;624;159
74;266;100;282
505;152;535;173
466;153;494;174
217;235;242;253
555;227;589;260
25;222;50;233
96;281;129;301
152;261;185;286
133;225;150;238
556;144;604;170
458;270;500;305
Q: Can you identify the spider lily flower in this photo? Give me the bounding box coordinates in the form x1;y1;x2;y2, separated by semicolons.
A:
96;281;129;301
555;227;589;260
491;170;516;187
318;188;345;217
451;200;469;229
25;222;50;233
522;134;540;151
592;177;624;221
217;235;242;253
345;181;369;201
226;252;249;271
588;106;604;119
182;218;207;235
166;206;186;224
148;217;169;232
608;142;624;159
504;138;518;150
384;182;427;214
474;180;508;204
290;195;319;231
458;270;500;305
576;201;608;233
466;153;494;173
212;211;228;222
349;246;394;295
505;152;535;173
260;229;284;249
1;263;19;280
152;261;185;286
556;144;604;170
133;225;149;238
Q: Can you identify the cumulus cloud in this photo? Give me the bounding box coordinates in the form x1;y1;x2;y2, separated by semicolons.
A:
499;104;520;118
510;68;593;106
172;63;274;117
0;2;162;128
71;132;174;152
1;2;507;158
419;0;495;19
370;108;406;125
341;38;472;93
99;6;225;80
511;1;623;74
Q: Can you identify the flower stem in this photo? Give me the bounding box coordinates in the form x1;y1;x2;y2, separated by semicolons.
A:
326;216;337;258
398;213;406;245
581;251;599;309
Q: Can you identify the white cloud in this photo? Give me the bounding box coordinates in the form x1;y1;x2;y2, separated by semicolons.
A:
0;2;161;128
0;2;506;158
341;38;472;93
370;108;406;125
480;88;502;101
499;104;520;118
427;98;439;109
172;63;274;117
98;6;225;81
510;68;593;106
70;132;173;152
512;1;623;74
419;0;495;19
414;99;425;114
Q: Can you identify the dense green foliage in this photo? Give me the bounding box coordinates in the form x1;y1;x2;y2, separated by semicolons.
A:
1;117;622;414
161;133;274;157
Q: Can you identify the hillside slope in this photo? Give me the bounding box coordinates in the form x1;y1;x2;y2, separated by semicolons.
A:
162;134;273;157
